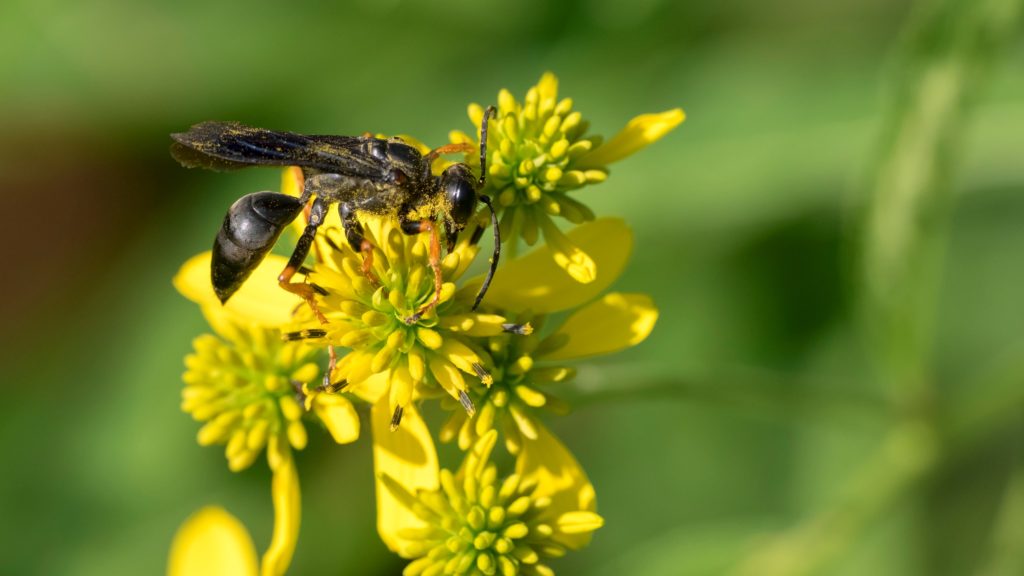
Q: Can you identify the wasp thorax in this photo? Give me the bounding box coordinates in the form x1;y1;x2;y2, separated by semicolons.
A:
440;163;477;228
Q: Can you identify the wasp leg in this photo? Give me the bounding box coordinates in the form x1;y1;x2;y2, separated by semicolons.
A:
339;202;380;286
280;196;341;387
399;214;443;324
286;166;331;264
279;196;330;324
424;142;475;164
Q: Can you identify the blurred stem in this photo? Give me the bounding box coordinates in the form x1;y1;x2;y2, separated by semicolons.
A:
974;458;1024;576
858;0;1021;403
719;343;1024;576
569;364;886;426
733;0;1022;573
945;341;1024;458
729;422;939;576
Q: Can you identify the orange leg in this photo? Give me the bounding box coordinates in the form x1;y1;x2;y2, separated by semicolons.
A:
424;142;475;166
280;197;328;319
278;264;328;325
282;182;340;387
278;264;342;389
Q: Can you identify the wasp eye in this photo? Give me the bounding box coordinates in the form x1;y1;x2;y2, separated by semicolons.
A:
441;165;476;227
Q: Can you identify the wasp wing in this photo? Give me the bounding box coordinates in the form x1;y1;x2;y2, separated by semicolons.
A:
170;121;386;178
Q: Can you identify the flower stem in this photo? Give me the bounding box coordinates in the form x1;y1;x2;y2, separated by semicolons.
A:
569;364;886;426
728;422;939;576
858;0;1022;402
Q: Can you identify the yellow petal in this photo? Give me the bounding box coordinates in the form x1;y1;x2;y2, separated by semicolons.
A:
346;369;389;404
280;166;304;198
429;354;467;398
459;430;499;481
461;218;633;314
556;510;605;534
537;72;559;106
449;128;475;145
575;108;685;168
174;251;298;327
516;422;598;550
371;401;439;556
540;217;597;284
260;455;301;576
540;293;658;361
313;395;360;444
168;506;258;576
281;167;308;241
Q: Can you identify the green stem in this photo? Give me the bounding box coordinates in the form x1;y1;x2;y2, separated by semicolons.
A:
728;0;1023;573
858;0;1021;402
728;422;939;576
974;459;1024;576
569;364;886;426
943;340;1024;457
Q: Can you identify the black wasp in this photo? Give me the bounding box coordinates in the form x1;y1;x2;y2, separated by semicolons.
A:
170;107;498;325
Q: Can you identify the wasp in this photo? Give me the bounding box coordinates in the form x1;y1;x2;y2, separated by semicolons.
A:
170;107;499;325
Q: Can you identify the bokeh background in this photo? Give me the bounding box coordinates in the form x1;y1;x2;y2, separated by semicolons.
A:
2;0;1023;574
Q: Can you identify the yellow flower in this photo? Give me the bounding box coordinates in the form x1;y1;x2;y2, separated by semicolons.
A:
181;320;318;472
442;218;657;453
376;424;603;576
285;217;527;428
451;71;684;283
168;454;301;576
174;251;298;329
175;253;361;471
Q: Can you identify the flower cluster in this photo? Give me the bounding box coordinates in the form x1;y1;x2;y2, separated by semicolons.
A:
289;219;510;425
380;431;603;576
451;72;684;282
182;325;317;472
167;72;681;575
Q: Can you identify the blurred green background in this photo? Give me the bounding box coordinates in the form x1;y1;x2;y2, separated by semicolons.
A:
2;0;1023;574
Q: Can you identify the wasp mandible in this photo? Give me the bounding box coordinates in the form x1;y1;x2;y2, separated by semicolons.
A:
170;107;499;324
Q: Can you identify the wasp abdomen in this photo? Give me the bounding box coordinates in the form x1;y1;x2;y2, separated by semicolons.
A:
212;191;303;303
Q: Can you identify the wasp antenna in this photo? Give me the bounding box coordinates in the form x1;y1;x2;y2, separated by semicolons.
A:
472;194;500;311
478;105;496;188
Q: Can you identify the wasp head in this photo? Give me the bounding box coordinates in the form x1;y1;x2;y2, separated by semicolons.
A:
439;163;478;230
